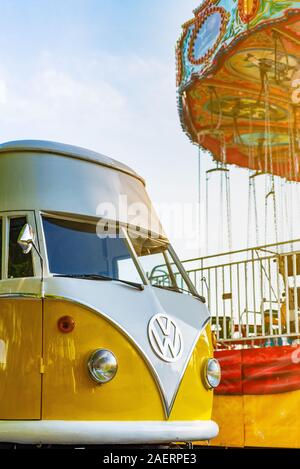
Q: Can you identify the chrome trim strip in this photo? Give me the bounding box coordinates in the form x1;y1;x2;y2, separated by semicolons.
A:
0;420;219;444
0;293;40;299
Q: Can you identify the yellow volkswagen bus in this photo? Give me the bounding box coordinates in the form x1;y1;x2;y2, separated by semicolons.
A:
0;140;219;446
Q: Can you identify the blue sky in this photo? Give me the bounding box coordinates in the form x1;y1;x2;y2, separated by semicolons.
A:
0;0;298;258
0;1;193;60
0;0;199;182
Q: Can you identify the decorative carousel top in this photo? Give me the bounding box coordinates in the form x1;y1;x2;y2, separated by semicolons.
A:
177;0;300;181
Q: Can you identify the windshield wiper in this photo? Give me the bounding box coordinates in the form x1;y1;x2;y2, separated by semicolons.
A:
152;284;181;293
53;274;144;291
152;283;205;303
177;286;206;303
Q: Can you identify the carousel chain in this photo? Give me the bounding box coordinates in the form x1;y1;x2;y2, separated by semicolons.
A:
264;74;273;176
219;166;224;252
247;172;252;249
283;180;291;240
260;59;280;246
198;145;202;257
205;162;232;253
289;182;294;242
247;101;260;247
205;165;209;254
226;172;232;252
247;172;260;247
279;179;284;240
264;174;279;246
264;175;268;246
272;176;279;246
288;104;298;180
253;177;259;246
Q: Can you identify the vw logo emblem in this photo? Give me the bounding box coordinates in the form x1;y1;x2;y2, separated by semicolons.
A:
148;314;183;363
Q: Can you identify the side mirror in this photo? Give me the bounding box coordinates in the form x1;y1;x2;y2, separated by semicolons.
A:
17;223;35;254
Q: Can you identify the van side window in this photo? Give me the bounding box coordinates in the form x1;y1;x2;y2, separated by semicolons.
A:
0;219;2;279
8;217;34;278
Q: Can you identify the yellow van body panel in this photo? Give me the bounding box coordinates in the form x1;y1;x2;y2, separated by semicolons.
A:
42;300;213;421
170;323;213;421
42;300;164;420
0;299;42;419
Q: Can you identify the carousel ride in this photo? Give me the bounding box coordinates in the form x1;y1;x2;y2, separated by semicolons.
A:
177;0;300;179
175;0;300;448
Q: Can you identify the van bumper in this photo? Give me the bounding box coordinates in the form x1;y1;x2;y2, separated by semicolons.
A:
0;420;219;444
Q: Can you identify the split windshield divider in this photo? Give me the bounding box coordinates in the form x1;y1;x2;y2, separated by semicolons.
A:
121;225;149;286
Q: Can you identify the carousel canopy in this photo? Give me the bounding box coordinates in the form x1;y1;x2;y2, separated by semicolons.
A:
177;0;300;181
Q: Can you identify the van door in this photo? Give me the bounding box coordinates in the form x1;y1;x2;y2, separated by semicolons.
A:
0;212;42;419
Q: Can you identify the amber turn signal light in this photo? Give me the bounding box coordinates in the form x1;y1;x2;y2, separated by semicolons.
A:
57;315;75;333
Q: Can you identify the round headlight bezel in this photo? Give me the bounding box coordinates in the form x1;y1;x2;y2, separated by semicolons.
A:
87;349;118;384
203;358;221;389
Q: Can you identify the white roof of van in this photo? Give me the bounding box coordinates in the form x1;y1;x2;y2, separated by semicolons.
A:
0;140;145;185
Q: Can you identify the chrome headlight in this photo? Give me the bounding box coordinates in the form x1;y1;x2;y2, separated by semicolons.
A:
203;358;221;389
88;349;118;384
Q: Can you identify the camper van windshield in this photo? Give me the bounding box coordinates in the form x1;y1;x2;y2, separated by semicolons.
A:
42;217;143;285
128;232;195;296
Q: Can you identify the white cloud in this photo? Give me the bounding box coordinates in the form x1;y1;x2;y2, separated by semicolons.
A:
0;49;203;258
